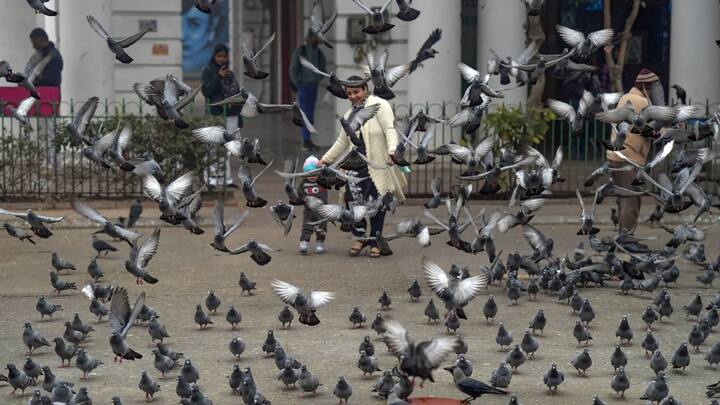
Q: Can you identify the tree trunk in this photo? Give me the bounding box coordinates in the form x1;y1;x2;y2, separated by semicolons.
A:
525;14;546;112
603;0;642;92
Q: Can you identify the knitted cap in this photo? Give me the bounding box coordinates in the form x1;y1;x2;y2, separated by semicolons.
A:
635;69;659;84
303;155;319;172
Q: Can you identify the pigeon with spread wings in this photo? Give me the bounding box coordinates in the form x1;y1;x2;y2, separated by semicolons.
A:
351;0;394;34
0;208;65;239
409;28;441;73
361;48;411;100
271;279;334;326
382;318;458;384
308;1;337;48
87;15;150;64
109;287;145;362
7;97;36;128
556;25;614;62
4;54;52;99
211;200;249;253
242;92;317;133
143;172;194;223
230;239;273;266
238;162;273;208
124;228;160;285
299;56;369;99
242;32;276;79
423;256;490;320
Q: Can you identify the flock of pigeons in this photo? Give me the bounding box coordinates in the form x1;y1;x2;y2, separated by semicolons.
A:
2;0;720;404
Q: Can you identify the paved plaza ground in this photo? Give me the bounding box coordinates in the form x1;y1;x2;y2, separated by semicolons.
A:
1;196;719;404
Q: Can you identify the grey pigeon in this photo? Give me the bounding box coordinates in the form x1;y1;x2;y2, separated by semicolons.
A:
277;359;300;389
382;319;458;383
505;345;527;372
238;272;257;295
88;297;109;322
205;290;221;314
569;291;583;313
446;365;507;402
453;353;473;377
6;363;32;396
671;342;690;372
573;321;592;346
229;336;246;359
611;344;627;371
529;308;546;334
660;396;682;405
407;279;422;302
616;315;634;344
49;271;76;295
181;359;199;384
650;350;668;375
2;222;36;244
124;228;161;285
496;323;513;351
70;313;94;334
578;298;595;325
0;208;65;238
194;304;213;329
86;258;104;281
262;330;278;356
424;299;440;323
229;238;273;266
392;372;414;401
277;305;293;328
138;370;161;401
352;0;395;34
73;202;141;246
642;330;660;356
571;348;592;375
521;330;540;358
91;236;117;257
333;376;352;404
108;287;145;362
379;291;392;311
51;252;76;272
40;366;72;394
75;348;102;379
349;307;367;328
211;201;249;253
22;322;50;354
226;305;242;329
51;380;73;403
156;342;183;361
643;305;660;329
23;357;41;383
150;348;175;377
684;293;703;318
62;321;85;346
489;362;512;389
445;309;460;334
271;279;334;326
372;313;386;335
27;0;58;16
706;341;720;367
242;33;276;79
148;315;169;343
689;324;706;352
483;295;498;324
611;365;630;398
87;15;150;64
359;336;375;357
373;370;395;398
127;199;143;228
52;337;77;368
640;371;669;402
298;365;321;396
543;363;564;394
358;350;381;378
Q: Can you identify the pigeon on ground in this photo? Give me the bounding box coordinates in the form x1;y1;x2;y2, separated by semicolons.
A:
496;323;513;351
571;348;592;375
229;336;246;359
489;362;512;389
242;32;276;79
238;272;257;295
109;287;145;362
52;337;77;368
640;371;669;402
424;299;440;324
49;271;76;295
22;358;41;384
505;345;527;372
36;295;62;319
271;280;334;326
75;348;102;379
611;345;628;371
194;304;213;329
226;306;242;329
379;291;392;311
642;330;659;355
138;370;161;401
611;365;630;398
298;365;321;396
349;307;367;328
22;322;51;358
87;15;150;64
333;376;352;404
543;363;565;395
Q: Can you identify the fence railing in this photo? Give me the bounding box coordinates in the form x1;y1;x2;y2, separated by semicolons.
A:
390;99;720;199
1;97;718;201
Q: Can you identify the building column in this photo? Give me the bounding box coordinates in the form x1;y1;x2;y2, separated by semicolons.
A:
669;0;720;106
0;2;38;69
477;0;527;109
59;0;114;109
406;0;461;117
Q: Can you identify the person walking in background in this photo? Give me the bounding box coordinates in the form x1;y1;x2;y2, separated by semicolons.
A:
289;33;326;151
201;44;242;189
28;28;63;87
606;69;665;242
298;155;328;255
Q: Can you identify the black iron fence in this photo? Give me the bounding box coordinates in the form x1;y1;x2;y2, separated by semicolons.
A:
0;99;226;201
390;99;720;199
1;97;718;201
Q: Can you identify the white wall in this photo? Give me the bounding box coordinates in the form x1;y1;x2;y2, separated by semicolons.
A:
0;1;39;71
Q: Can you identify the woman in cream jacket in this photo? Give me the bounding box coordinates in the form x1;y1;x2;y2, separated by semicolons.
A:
319;79;407;257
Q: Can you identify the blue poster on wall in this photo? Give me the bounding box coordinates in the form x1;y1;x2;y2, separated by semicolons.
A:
181;0;229;78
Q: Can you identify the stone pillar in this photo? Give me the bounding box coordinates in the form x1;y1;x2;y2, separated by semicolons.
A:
59;0;114;109
477;0;527;109
669;0;720;106
0;1;38;69
406;0;461;119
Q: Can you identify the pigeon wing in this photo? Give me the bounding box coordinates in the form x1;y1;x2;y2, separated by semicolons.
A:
165;172;194;204
382;320;412;355
135;228;160;268
308;290;335;309
587;28;614;48
421;336;459;368
422;256;450;293
16;97;36;116
298;56;330;78
271;279;301;305
71;201;108;225
193;126;228;144
87;15;111;40
142;176;164;202
556;25;585;47
116;28;151;48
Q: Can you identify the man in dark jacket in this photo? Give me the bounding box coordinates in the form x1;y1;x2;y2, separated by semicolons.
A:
289;33;326;151
29;28;63;87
